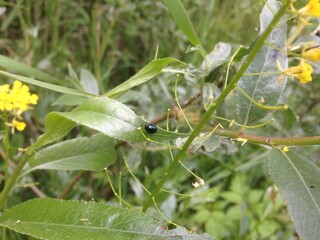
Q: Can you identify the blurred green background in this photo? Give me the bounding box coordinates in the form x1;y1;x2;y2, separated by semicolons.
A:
0;1;303;239
0;0;263;85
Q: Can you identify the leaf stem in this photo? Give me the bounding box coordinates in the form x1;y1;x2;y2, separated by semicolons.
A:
142;0;291;212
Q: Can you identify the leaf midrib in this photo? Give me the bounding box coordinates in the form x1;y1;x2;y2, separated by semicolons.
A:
3;220;164;237
281;151;320;215
243;40;273;125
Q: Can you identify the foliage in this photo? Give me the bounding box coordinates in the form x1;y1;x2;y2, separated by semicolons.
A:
0;0;320;240
0;198;212;240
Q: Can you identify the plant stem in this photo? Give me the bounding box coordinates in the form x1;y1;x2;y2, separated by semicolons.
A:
2;113;9;240
0;147;35;208
215;129;320;146
142;0;291;212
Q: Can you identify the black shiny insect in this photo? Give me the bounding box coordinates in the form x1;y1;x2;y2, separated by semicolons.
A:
145;123;157;134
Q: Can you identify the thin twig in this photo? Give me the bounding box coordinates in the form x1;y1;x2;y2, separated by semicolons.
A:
150;92;201;124
28;185;47;198
58;171;86;199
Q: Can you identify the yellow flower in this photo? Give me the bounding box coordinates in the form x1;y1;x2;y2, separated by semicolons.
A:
299;0;320;18
282;146;289;153
0;84;13;111
1;80;39;114
12;119;26;131
0;80;38;132
10;81;31;112
289;0;320;27
277;59;313;84
302;45;320;61
30;94;39;105
5;119;27;132
0;84;9;92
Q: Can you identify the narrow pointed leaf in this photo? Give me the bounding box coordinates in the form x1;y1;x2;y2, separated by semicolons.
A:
268;149;320;240
23;134;115;174
0;54;60;84
163;0;202;47
0;198;213;240
236;0;287;125
80;69;99;95
0;70;96;97
105;58;182;98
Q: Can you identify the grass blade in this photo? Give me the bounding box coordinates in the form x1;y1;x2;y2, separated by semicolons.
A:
0;70;96;97
163;0;202;47
104;57;182;98
0;55;61;84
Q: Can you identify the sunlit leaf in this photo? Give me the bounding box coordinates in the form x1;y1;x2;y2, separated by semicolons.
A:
33;97;186;151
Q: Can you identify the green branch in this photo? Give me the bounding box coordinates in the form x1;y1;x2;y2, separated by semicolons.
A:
0;147;35;208
142;0;291;212
215;129;320;146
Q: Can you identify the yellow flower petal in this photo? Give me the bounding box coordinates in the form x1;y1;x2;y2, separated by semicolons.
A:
302;45;320;62
30;94;39;104
282;146;289;153
0;102;5;111
278;60;313;84
299;0;320;17
13;80;22;90
0;84;10;92
289;61;312;84
0;81;38;114
5;102;14;111
12;119;26;131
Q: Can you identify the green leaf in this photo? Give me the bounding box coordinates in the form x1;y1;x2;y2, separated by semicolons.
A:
205;214;227;239
80;69;99;94
105;58;182;98
67;63;80;81
163;0;202;47
33;97;186;150
0;70;96;98
0;198;213;240
201;43;231;74
23;134;115;174
281;107;298;130
236;0;287;125
220;191;242;203
268;149;320;240
0;54;60;84
178;133;220;154
206;151;268;185
31;115;76;150
52;94;87;106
